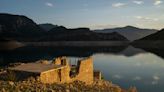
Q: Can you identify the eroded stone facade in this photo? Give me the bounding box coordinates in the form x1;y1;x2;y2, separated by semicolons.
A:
72;57;93;84
9;56;96;84
50;57;94;84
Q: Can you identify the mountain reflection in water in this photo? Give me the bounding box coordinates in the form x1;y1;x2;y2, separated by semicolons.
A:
1;46;164;92
93;52;164;92
0;46;128;65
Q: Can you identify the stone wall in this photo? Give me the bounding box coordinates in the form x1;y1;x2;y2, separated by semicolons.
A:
10;57;94;84
60;65;71;83
43;57;94;84
40;57;71;84
40;65;71;84
40;69;60;84
73;57;94;85
52;57;69;66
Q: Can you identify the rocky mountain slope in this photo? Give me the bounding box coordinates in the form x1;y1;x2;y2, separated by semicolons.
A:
0;13;129;42
40;27;129;41
95;26;157;41
136;29;164;40
39;23;58;31
132;29;164;48
0;13;45;41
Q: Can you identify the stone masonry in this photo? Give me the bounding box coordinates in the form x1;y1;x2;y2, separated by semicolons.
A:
9;56;96;85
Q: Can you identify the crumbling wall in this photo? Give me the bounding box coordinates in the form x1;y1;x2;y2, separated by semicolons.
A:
52;57;69;66
52;58;62;65
40;69;60;84
51;57;71;83
73;57;94;84
60;65;71;83
29;57;94;84
40;66;71;84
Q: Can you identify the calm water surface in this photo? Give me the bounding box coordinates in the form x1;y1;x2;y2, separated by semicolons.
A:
1;46;164;92
93;53;164;92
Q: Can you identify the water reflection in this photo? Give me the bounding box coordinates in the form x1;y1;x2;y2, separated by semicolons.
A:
93;52;164;92
119;46;145;56
139;48;164;59
0;46;128;65
1;45;164;92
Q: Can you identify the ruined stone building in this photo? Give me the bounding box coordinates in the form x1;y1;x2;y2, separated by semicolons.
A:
9;57;101;84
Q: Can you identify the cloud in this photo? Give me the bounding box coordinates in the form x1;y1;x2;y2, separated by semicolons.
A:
133;0;144;5
151;81;158;85
135;16;159;21
45;2;54;7
112;74;122;79
135;16;143;19
154;0;163;5
133;76;142;81
112;3;126;8
153;75;160;80
151;75;160;85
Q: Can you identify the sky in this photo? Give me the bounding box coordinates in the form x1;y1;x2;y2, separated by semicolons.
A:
0;0;164;30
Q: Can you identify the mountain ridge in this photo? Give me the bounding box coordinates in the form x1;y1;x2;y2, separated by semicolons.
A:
94;26;158;41
39;23;58;31
136;29;164;40
132;29;164;48
40;27;129;41
0;13;129;42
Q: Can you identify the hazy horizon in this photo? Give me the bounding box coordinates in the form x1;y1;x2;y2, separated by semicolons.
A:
0;0;164;30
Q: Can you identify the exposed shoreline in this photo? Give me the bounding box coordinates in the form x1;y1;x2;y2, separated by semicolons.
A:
23;41;129;47
0;78;137;92
0;60;137;92
0;69;137;92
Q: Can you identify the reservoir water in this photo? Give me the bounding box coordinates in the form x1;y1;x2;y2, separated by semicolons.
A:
1;46;164;92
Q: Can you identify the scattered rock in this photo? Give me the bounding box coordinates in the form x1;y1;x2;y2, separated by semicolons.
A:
0;68;137;92
8;81;14;86
0;79;137;92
